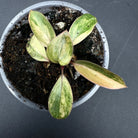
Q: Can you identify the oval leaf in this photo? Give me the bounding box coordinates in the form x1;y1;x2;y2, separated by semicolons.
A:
29;10;56;47
73;60;127;89
26;35;48;62
48;75;73;119
47;31;73;66
69;14;97;45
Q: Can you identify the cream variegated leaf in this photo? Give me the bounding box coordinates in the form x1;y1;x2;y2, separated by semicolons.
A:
48;75;73;119
26;35;48;62
47;31;73;66
69;13;97;45
29;10;56;47
73;60;127;89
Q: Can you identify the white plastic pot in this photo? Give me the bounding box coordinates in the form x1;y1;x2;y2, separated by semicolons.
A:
0;1;109;110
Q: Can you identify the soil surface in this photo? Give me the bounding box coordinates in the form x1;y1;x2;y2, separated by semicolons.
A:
1;6;104;109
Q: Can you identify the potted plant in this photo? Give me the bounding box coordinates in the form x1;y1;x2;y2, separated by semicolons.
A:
0;1;126;119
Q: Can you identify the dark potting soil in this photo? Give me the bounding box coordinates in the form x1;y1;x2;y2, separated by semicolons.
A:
1;6;104;109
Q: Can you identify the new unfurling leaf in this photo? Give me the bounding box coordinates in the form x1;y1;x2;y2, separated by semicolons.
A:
69;13;97;45
73;60;127;89
26;35;48;62
29;10;56;47
48;75;73;119
47;31;73;66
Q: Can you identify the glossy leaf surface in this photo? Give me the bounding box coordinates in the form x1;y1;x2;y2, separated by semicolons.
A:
47;31;73;66
29;10;56;47
73;60;127;89
26;35;48;61
69;14;97;45
48;75;73;119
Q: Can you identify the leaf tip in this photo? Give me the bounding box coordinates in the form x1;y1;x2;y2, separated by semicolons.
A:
122;83;128;89
28;10;33;22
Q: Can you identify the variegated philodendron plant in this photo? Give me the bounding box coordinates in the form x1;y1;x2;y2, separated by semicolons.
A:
26;10;127;119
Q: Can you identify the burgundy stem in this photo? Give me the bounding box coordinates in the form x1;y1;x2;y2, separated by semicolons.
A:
61;66;64;75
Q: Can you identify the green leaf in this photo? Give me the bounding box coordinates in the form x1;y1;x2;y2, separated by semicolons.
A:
48;75;73;119
29;10;56;47
73;60;127;89
47;31;73;66
26;35;48;62
69;13;97;45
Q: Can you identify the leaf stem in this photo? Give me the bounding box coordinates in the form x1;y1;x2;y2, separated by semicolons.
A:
61;66;64;75
67;65;74;79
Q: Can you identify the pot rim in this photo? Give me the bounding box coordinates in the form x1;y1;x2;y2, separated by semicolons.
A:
0;1;109;110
